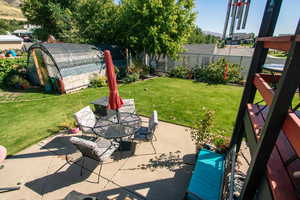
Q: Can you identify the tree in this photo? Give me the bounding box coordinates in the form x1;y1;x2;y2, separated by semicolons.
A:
72;0;120;44
21;0;76;38
0;19;24;34
21;0;119;43
21;0;197;63
118;0;196;62
187;26;219;44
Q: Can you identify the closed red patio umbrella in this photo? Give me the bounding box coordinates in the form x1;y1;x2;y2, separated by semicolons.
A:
104;50;124;113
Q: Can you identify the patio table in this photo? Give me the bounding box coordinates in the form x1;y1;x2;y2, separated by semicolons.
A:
261;64;300;113
94;112;141;151
262;64;284;73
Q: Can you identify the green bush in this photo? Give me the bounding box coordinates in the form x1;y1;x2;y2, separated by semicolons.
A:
6;74;30;89
89;75;107;88
227;64;243;84
194;58;242;84
0;57;27;85
168;66;191;79
189;107;215;146
216;39;225;48
122;73;140;83
213;136;225;147
128;60;151;79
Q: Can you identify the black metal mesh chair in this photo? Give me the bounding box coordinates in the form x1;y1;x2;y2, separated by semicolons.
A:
131;110;159;154
74;106;112;137
70;137;119;183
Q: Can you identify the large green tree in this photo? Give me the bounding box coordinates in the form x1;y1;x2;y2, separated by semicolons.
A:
118;0;196;61
21;0;118;43
21;0;76;38
22;0;197;61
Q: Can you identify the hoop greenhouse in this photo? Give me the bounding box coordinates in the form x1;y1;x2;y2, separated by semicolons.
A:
27;43;105;94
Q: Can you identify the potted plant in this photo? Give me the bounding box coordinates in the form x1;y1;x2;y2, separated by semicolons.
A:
60;117;79;134
212;129;231;153
189;107;215;154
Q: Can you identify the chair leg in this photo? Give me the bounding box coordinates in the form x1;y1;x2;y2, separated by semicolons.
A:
80;157;85;176
98;162;103;184
151;141;157;154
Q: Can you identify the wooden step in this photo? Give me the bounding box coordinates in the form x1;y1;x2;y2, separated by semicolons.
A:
257;35;294;51
267;146;298;200
246;104;300;156
258;73;281;83
252;73;300;157
246;104;300;200
253;73;275;106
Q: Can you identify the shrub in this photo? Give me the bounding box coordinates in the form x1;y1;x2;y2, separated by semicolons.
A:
128;60;151;79
122;73;140;83
89;75;107;88
190;107;215;146
217;40;225;48
168;66;191;79
194;58;242;84
227;64;243;84
6;74;30;89
0;56;27;85
213;136;225;147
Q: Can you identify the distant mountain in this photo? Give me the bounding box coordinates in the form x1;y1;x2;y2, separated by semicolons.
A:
203;31;222;38
4;0;21;7
0;0;24;20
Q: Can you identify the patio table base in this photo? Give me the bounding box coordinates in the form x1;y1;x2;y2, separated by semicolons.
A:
118;141;136;152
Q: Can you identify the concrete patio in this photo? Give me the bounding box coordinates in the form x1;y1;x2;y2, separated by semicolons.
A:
0;118;196;200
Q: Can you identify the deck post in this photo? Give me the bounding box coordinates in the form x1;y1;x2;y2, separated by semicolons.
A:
229;0;282;152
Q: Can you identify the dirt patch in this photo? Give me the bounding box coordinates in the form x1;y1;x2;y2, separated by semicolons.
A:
0;90;22;102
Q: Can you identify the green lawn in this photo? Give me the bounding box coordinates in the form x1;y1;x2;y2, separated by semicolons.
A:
0;77;244;155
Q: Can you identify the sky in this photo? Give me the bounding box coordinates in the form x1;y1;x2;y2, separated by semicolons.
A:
196;0;300;36
114;0;299;36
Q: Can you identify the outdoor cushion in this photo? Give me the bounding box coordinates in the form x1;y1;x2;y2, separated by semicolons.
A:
133;127;150;139
187;149;225;200
133;110;158;140
70;137;119;160
107;99;136;116
74;106;96;133
70;137;97;149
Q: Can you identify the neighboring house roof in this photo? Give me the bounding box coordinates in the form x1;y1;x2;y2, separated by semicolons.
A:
13;29;33;34
0;35;23;42
183;44;216;55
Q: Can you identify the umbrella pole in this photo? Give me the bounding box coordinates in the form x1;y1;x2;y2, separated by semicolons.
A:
116;109;120;124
